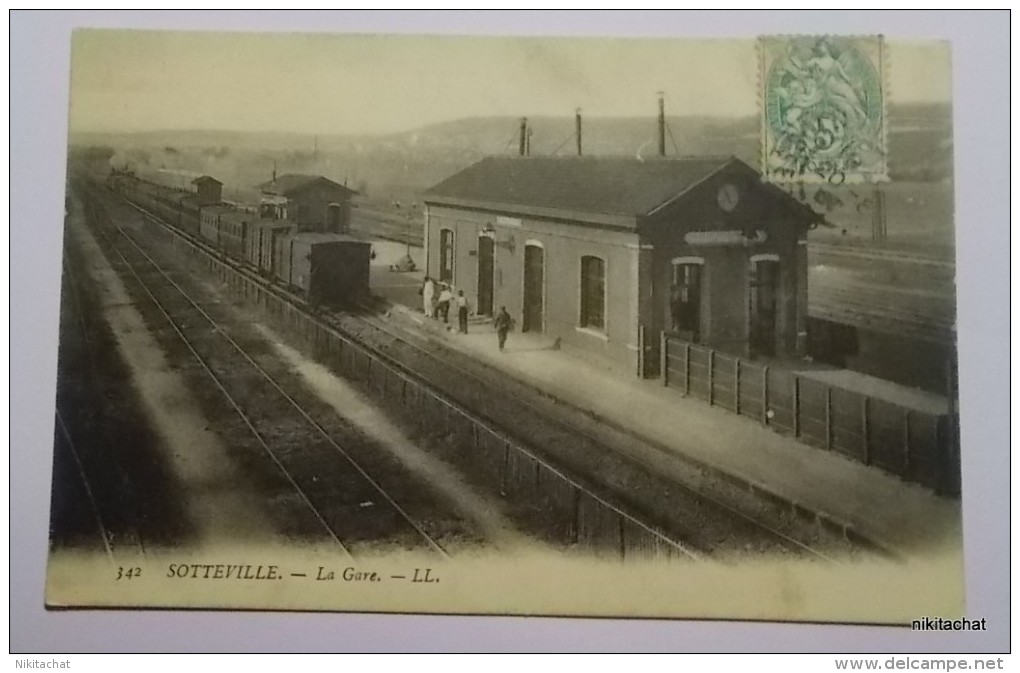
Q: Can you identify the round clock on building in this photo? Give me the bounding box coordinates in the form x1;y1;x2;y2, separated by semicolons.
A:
716;183;740;212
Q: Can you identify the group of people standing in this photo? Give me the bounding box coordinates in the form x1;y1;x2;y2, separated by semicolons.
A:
421;275;514;350
421;276;470;334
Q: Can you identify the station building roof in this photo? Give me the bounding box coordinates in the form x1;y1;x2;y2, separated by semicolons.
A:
424;155;821;227
424;156;736;216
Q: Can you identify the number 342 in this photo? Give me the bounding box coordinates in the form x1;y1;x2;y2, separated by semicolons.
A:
116;567;142;580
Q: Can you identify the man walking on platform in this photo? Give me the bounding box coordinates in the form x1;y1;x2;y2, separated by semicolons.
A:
494;306;513;352
456;290;470;334
437;283;453;323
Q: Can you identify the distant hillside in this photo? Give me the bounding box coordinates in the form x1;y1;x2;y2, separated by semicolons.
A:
71;102;952;202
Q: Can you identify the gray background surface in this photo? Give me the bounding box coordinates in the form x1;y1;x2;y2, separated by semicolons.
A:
10;10;1010;653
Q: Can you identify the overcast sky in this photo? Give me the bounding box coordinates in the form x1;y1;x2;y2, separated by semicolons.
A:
69;30;952;136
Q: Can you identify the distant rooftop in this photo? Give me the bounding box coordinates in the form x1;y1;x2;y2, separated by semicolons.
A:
258;174;358;198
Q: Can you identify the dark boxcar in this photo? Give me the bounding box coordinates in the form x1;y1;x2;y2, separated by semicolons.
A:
248;219;294;276
268;224;293;277
199;204;233;247
217;209;252;262
156;190;188;230
180;196;201;235
273;227;289;280
280;233;371;307
245;220;265;268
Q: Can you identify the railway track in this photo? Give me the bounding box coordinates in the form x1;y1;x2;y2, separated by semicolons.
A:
349;301;870;560
94;178;866;561
809;278;956;344
52;409;115;562
109;192;702;562
78;184;474;559
344;311;848;561
53;242;150;561
350;208;422;248
809;241;954;268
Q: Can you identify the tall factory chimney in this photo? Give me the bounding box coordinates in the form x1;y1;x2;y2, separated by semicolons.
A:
272;160;277;183
519;117;528;156
575;108;583;156
657;91;666;157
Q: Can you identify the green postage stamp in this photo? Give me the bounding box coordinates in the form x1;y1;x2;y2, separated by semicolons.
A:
760;35;888;184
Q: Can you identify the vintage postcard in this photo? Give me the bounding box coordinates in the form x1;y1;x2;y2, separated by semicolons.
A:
46;29;962;623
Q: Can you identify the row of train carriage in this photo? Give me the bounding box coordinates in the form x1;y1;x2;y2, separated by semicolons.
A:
105;171;372;307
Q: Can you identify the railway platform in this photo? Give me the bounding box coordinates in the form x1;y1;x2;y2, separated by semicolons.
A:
381;301;961;560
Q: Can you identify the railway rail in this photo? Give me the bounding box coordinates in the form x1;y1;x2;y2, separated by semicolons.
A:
110;190;703;561
54;243;150;561
808;241;954;268
78;184;467;559
350;208;422;248
53;409;115;561
342;309;848;562
809;280;956;344
92;178;860;562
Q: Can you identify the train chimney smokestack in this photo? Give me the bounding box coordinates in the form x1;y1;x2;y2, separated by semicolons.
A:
657;91;666;157
519;117;528;156
575;108;583;156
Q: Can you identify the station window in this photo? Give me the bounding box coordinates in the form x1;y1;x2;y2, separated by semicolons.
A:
580;255;605;330
439;229;455;283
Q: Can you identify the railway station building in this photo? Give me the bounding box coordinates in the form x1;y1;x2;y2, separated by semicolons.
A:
257;174;358;234
422;155;820;375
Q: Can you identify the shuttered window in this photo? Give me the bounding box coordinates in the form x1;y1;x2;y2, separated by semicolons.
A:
580;255;605;330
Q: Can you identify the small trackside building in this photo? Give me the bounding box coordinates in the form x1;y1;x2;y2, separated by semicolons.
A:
257;174;358;234
191;175;224;206
422;155;819;375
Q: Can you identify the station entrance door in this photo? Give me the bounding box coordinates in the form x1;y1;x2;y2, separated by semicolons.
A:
327;203;342;232
522;244;544;333
477;236;494;317
670;261;703;343
750;259;780;357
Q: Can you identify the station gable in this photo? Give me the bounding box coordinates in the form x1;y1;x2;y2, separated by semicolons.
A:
640;160;821;242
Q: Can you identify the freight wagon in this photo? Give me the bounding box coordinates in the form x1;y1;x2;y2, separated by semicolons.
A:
106;170;372;308
277;233;371;307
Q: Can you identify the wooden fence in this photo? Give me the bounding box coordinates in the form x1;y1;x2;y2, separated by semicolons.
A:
660;333;959;495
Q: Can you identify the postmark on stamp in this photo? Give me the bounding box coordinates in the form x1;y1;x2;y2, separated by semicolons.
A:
760;35;887;184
